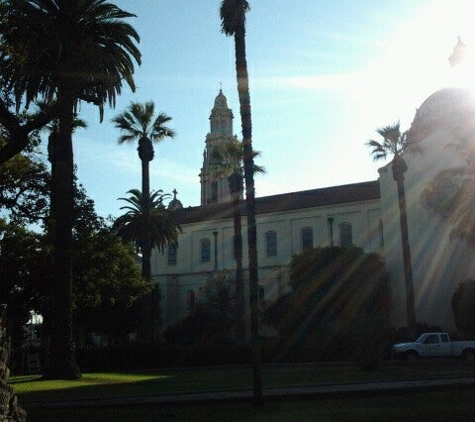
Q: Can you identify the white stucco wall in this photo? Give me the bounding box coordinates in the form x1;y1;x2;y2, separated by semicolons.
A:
152;198;381;329
380;88;475;330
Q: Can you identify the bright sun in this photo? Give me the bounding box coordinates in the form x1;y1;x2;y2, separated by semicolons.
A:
358;1;475;130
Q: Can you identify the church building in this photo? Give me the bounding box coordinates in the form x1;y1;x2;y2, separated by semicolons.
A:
152;87;475;335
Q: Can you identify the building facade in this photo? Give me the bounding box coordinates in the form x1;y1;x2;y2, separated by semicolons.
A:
152;87;475;334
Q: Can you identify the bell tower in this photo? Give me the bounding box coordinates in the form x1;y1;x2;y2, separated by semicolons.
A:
200;89;236;205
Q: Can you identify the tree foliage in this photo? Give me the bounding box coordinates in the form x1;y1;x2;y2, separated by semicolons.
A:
163;271;235;345
0;183;151;349
73;231;152;340
452;279;475;337
0;0;141;379
264;247;390;363
0;151;49;224
0;219;45;348
113;189;181;252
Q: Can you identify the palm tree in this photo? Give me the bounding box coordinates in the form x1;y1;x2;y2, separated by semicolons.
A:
220;0;262;405
0;0;140;379
367;122;417;333
113;188;181;339
209;139;264;345
114;189;180;253
112;102;175;281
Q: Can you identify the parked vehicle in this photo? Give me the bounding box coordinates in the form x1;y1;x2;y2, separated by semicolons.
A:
392;332;475;361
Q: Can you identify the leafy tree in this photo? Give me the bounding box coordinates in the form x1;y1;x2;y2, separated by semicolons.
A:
0;151;49;225
0;90;59;165
163;270;234;345
113;189;181;339
0;0;141;379
0;219;45;350
367;122;418;333
209;139;264;344
73;231;152;345
264;247;390;363
112;102;175;283
220;0;262;404
452;279;475;337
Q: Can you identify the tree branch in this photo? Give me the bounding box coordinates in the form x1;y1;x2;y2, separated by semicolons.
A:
0;99;59;165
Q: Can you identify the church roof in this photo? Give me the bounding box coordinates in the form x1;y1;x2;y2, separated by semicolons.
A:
408;87;475;142
174;180;380;224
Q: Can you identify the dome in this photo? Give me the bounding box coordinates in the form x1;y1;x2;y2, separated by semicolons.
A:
213;89;230;111
408;87;475;142
168;189;183;211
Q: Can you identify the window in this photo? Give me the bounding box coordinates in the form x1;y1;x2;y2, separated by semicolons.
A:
211;181;218;202
301;227;313;251
424;334;439;345
168;244;177;266
339;222;353;247
200;238;211;262
266;231;277;257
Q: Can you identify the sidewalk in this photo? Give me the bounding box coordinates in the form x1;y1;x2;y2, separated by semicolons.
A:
22;376;475;409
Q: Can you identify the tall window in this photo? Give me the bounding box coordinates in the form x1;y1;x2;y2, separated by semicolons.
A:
200;238;211;262
211;181;218;202
168;244;177;266
266;231;277;257
339;222;353;247
301;227;313;251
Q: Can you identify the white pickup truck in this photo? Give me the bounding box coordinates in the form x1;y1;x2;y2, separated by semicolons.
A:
392;332;475;361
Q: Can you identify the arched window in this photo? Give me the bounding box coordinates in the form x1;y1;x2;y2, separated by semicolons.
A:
168;244;177;266
200;238;211;262
339;222;353;247
301;227;313;251
266;231;277;257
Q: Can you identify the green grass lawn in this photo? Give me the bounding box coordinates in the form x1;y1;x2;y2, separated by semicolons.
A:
9;361;475;421
10;361;475;403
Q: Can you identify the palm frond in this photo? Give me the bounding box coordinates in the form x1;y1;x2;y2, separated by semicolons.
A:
220;0;250;36
112;101;174;144
113;188;180;251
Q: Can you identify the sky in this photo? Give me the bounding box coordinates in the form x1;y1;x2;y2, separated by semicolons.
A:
56;0;475;218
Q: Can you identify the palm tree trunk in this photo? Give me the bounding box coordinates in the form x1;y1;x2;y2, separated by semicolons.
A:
234;27;262;405
139;147;155;341
393;157;416;333
141;157;152;280
229;173;245;344
44;87;80;379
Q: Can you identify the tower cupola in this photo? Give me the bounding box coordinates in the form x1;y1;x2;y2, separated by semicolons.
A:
199;89;238;205
209;89;233;136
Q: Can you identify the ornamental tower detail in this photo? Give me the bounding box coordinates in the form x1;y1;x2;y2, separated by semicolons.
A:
200;89;237;205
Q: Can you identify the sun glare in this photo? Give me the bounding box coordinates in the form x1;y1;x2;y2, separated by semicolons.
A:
355;1;475;134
